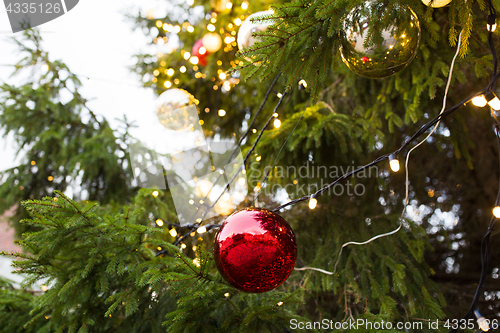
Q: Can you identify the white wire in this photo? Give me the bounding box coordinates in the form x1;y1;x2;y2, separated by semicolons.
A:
296;31;464;276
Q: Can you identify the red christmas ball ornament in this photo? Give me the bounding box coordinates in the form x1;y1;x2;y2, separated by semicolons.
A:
192;39;209;66
213;207;297;293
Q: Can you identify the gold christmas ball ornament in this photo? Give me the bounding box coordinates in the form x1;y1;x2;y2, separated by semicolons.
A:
339;0;421;79
156;89;199;131
237;11;273;51
421;0;452;8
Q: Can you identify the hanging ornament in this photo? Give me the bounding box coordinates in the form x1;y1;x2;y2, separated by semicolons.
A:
421;0;452;8
192;39;209;66
202;33;222;53
237;11;273;51
339;0;421;79
213;207;297;293
156;89;199;131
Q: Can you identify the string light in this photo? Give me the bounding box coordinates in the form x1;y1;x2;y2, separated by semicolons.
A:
472;91;500;110
241;1;248;10
156;20;162;28
155;219;164;227
488;14;497;32
298;79;308;90
308;195;318;210
180;66;186;73
197;226;207;234
187;25;194;33
388;154;400;172
180;243;187;249
183;52;191;60
169;228;178;237
152;190;159;197
174;25;181;33
219;72;227;80
472;95;488;107
207;24;216;32
164;81;172;88
493;206;500;218
273;118;281;128
218;109;226;117
276;92;283;98
166;68;174;76
474;310;490;332
234;18;242;26
226;2;233;9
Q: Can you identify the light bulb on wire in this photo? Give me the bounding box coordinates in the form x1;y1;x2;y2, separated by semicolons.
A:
488;14;497;32
493;206;500;218
389;154;400;172
472;91;500;110
474;310;490;332
308;195;318;209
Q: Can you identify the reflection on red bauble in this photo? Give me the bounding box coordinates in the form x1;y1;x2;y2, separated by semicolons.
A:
192;39;208;66
213;207;297;293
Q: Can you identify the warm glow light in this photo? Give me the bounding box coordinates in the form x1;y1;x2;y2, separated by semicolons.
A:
488;96;500;110
274;118;281;128
238;177;246;185
163;23;172;32
193;258;200;267
472;95;488;107
146;9;155;19
276;92;283;98
309;197;317;209
493;206;500;218
218;109;226;117
169;228;178;237
203;33;223;52
226;2;233;9
152;190;159;197
298;79;308;88
180;243;187;249
153;69;159;76
190;56;199;65
234;18;242;26
47;176;54;181
195;179;213;197
241;1;248;9
488;23;497;32
256;156;262;161
187;25;194;33
207;24;216;32
183;52;191;60
199;46;207;55
180;66;186;73
174;25;181;33
156;20;162;28
166;68;174;76
187;0;194;5
277;301;284;306
164;81;172;88
224;292;230;297
197;226;207;234
389;154;400;172
156;219;164;227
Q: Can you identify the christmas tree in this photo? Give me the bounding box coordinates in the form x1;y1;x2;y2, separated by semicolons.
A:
1;0;500;332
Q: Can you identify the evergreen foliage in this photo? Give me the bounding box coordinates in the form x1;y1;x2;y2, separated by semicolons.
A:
1;0;500;331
